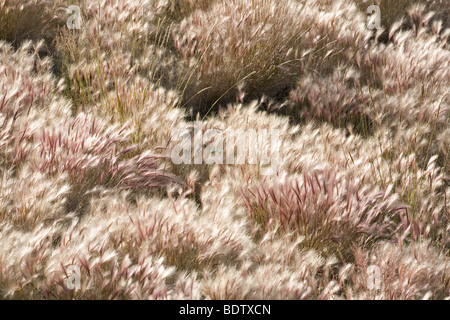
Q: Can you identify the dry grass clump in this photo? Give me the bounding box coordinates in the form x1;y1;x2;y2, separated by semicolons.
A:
0;0;63;47
347;242;450;299
356;1;450;46
290;5;449;126
0;40;182;228
171;0;325;111
357;0;411;30
0;0;449;300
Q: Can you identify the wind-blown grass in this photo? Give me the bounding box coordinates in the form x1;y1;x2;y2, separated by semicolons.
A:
0;0;448;300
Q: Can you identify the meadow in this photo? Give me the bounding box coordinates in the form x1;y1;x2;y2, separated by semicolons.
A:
0;0;449;299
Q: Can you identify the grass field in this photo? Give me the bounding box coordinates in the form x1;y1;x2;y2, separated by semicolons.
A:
0;0;449;299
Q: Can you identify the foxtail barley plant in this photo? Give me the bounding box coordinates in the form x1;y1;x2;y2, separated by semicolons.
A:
0;0;448;300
